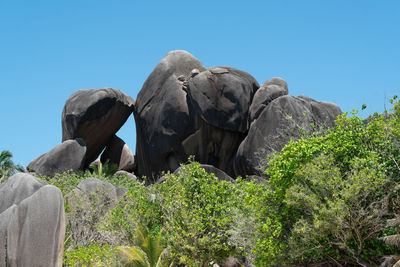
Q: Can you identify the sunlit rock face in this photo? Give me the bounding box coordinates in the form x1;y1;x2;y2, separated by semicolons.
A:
27;138;86;177
0;173;65;267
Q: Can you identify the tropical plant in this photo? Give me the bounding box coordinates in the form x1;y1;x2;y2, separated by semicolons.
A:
90;160;119;177
0;150;24;183
117;226;172;267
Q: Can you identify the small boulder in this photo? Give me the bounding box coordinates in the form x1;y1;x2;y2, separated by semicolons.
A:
249;77;288;122
115;170;137;181
27;138;86;177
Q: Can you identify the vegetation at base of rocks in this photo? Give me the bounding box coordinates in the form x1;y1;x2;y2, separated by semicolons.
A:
253;96;400;266
6;97;400;266
0;150;24;183
158;160;261;266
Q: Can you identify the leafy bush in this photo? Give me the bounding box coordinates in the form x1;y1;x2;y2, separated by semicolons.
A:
63;244;121;266
100;179;163;246
157;159;261;266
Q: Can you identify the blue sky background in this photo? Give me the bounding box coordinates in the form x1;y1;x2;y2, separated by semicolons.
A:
1;0;399;167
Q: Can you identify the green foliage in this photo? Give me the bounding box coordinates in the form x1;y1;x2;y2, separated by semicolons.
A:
63;244;121;266
157;160;248;266
100;180;163;246
254;97;400;265
90;160;119;177
0;150;24;183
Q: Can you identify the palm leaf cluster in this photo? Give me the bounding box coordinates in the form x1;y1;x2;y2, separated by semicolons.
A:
118;227;173;267
0;150;24;183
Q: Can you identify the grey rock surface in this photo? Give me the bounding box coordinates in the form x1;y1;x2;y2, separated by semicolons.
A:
62;88;134;167
100;135;136;172
67;177;127;213
234;95;342;176
0;173;65;267
27;138;86;177
134;50;206;181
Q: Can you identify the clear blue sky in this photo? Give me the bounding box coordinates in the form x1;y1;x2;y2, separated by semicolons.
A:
1;0;399;167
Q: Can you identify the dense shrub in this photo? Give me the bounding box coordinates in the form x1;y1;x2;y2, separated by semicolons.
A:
253;98;400;265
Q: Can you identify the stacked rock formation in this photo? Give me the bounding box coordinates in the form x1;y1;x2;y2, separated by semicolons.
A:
134;51;342;181
26;50;342;182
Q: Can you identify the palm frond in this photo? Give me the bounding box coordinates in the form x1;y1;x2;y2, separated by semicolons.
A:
117;246;150;267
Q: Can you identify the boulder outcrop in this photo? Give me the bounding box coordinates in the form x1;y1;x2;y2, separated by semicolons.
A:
0;173;65;267
234;94;342;176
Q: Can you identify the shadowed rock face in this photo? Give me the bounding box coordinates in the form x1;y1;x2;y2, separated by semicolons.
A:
134;50;206;181
187;66;259;133
27;138;86;177
100;135;136;172
0;173;65;267
234;95;342;177
183;66;259;176
62;88;134;167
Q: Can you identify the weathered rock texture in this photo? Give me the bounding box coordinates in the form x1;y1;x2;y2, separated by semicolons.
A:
100;135;135;172
62;88;134;167
27;138;86;177
134;50;206;181
0;173;65;267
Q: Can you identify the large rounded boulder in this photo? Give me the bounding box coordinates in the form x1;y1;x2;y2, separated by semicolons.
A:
234;95;342;176
134;50;206;181
62;88;134;167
